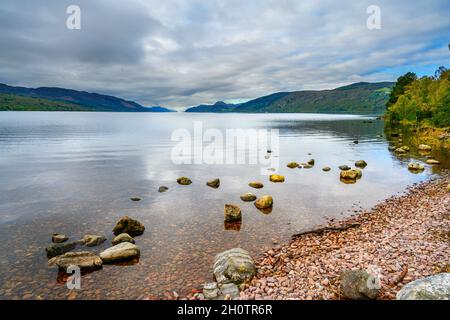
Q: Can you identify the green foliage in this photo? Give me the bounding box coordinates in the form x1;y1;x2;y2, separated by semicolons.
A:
0;94;93;111
386;67;450;127
387;72;417;108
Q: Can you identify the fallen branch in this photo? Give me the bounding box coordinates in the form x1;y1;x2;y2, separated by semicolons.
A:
292;223;361;239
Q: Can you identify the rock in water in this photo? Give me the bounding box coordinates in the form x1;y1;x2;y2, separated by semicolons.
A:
254;195;273;209
177;177;192;185
112;233;135;246
248;181;264;189
52;233;68;243
82;235;106;247
418;144;432;151
269;174;285;182
355;160;367;168
46;242;77;259
396;273;450;300
301;163;312;169
307;159;315;166
48;251;102;272
322;167;331;172
99;242;140;263
224;204;241;222
130;197;141;202
112;216;145;236
340;270;380;300
213;248;256;285
408;162;425;172
158;186;168;193
240;193;257;202
287;162;299;168
340;169;362;181
206;178;220;188
339;165;351;171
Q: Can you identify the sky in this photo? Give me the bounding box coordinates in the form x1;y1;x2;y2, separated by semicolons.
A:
0;0;449;110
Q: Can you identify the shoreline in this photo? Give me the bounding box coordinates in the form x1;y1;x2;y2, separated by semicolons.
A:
235;175;449;300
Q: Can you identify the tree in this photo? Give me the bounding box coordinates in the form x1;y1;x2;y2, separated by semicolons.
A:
387;72;417;108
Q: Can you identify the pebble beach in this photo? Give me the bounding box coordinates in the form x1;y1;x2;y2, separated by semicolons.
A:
236;175;450;300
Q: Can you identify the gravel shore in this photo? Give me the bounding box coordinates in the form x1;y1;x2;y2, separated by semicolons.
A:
239;175;450;300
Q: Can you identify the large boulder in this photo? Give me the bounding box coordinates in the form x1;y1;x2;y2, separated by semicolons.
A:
224;204;241;222
340;269;380;300
112;233;135;246
99;242;140;263
48;251;102;272
396;273;450;300
82;234;106;247
206;178;220;188
213;248;256;285
269;174;285;183
46;242;77;259
254;195;273;210
112;216;145;236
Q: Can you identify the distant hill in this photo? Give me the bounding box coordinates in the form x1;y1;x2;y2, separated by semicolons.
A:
185;82;394;115
185;101;237;113
0;83;157;112
146;106;176;112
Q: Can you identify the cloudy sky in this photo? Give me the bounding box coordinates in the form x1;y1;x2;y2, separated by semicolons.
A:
0;0;448;109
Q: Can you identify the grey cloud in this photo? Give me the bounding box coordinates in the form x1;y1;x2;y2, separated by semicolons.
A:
0;0;449;109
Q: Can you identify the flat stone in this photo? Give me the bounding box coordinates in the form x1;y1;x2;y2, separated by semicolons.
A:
52;233;68;243
83;234;106;247
48;251;102;272
112;233;135;246
46;242;77;259
99;242;140;263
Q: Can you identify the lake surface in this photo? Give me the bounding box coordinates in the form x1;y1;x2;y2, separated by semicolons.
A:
0;112;447;300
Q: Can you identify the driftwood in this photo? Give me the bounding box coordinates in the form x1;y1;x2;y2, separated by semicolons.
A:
292;223;361;239
392;264;408;286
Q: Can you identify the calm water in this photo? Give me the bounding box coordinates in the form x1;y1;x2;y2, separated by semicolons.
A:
0;112;446;300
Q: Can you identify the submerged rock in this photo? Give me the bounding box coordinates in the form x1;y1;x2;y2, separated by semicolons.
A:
340;269;380;300
177;177;192;185
224;204;241;222
158;186;168;193
339;165;351;171
240;192;257;202
408;162;425;172
248;181;264;189
46;242;77;259
396;273;450;300
52;233;68;244
99;242;140;263
48;251;103;272
224;220;241;231
418;144;432;152
206;178;220;188
355;160;367;168
112;233;135;246
269;174;285;182
112;216;145;237
287;162;299;168
322;167;331;172
254;195;273;210
82;235;106;247
213;248;256;285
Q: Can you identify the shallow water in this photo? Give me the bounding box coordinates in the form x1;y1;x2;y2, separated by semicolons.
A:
0;112;447;299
